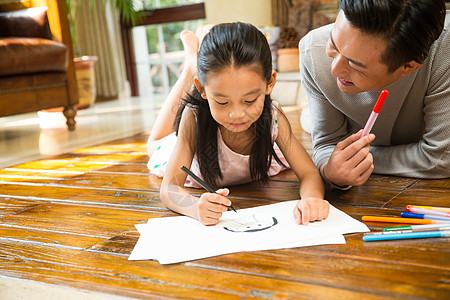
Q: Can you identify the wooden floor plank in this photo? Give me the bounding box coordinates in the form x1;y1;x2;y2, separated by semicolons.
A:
4;160;115;172
96;163;151;174
50;173;161;192
0;202;166;239
0;225;103;249
3;162;151;176
384;189;450;209
1;106;448;299
0;184;163;209
89;230;141;254
0;239;397;299
408;179;450;190
0;197;44;218
189;244;450;300
47;153;149;165
70;142;147;155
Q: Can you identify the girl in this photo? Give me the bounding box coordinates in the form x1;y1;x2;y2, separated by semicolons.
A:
147;22;329;226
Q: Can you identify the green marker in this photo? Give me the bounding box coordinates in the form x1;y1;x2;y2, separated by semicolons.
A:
383;223;450;231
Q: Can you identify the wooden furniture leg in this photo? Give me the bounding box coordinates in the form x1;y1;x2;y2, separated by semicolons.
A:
63;105;77;131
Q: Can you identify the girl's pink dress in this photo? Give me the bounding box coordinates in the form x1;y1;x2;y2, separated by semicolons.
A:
147;102;289;188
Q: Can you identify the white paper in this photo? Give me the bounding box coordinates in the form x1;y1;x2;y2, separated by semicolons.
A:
129;201;369;264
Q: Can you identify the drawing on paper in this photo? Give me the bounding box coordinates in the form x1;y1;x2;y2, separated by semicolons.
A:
221;214;278;233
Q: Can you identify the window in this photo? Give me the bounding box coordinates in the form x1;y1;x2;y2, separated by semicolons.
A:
122;1;205;96
142;0;203;10
134;19;205;95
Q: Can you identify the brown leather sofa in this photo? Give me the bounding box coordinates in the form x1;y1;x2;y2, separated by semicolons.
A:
0;0;78;130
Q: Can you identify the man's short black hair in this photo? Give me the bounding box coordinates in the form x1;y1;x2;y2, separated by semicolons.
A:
340;0;446;73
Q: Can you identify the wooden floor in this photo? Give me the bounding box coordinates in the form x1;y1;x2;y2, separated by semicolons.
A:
0;107;449;299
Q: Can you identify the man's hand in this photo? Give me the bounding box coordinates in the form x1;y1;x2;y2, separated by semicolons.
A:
324;130;375;186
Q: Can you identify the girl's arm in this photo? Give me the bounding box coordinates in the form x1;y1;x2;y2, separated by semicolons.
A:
160;107;231;225
275;107;329;225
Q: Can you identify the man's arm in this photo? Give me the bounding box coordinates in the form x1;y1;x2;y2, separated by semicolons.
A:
371;24;450;179
299;32;343;171
370;86;450;178
299;30;375;189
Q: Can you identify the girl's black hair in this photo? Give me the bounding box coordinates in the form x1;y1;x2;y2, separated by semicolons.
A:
174;22;286;189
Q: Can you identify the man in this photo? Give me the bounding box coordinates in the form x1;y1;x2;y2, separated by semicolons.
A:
299;0;449;189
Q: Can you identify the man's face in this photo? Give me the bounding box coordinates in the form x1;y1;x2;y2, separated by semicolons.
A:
325;11;406;94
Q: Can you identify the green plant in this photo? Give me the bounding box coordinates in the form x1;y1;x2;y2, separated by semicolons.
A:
66;0;141;56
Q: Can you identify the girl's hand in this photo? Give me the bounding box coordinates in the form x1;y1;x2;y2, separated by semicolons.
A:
196;188;231;225
293;197;330;225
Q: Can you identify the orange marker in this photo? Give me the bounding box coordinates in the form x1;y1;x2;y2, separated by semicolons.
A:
361;216;450;224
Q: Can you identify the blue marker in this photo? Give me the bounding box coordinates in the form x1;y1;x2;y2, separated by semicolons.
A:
400;211;450;221
363;230;450;242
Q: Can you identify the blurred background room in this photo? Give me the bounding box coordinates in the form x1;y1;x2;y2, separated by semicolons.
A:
0;0;342;168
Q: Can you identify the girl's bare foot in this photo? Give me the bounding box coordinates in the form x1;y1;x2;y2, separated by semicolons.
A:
195;24;214;44
147;25;213;147
180;30;199;74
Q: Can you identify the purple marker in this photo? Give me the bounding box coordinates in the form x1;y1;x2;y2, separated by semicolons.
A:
361;89;389;138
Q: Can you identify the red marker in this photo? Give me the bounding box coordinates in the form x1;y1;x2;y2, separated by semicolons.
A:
361;89;389;138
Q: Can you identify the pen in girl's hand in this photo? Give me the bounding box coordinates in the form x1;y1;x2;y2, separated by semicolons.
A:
181;166;237;213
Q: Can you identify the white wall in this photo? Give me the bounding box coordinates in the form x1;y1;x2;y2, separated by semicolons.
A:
205;0;273;27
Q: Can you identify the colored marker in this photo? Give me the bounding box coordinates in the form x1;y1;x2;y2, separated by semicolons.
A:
401;211;450;221
406;205;450;213
361;89;389;137
365;228;450;235
383;223;450;232
363;230;450;242
361;216;450;224
406;206;450;217
181;166;237;213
